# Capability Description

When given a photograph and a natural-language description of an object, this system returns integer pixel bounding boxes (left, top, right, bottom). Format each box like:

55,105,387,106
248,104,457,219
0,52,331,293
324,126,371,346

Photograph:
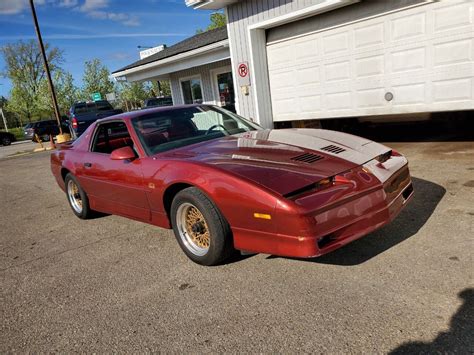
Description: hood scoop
291,152,323,164
321,144,346,154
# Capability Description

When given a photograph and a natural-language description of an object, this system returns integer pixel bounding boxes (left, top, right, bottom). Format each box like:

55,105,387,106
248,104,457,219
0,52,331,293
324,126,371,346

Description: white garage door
266,1,474,122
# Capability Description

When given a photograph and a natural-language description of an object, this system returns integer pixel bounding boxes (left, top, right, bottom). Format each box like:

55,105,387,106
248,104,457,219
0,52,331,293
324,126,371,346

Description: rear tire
171,187,234,266
1,137,11,146
65,173,94,219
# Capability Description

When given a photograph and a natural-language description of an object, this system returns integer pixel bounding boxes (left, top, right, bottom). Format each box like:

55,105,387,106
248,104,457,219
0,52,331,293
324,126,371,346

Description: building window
181,77,203,104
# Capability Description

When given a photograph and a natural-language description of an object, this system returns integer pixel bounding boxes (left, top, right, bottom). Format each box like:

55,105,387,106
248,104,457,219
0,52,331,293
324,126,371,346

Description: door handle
84,162,92,168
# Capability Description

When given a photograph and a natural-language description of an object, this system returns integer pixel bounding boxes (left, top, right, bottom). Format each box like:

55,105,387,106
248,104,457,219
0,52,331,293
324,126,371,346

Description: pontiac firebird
51,105,413,265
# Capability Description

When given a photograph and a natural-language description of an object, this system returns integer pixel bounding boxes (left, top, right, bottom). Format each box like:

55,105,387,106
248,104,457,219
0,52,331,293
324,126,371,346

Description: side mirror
110,146,136,161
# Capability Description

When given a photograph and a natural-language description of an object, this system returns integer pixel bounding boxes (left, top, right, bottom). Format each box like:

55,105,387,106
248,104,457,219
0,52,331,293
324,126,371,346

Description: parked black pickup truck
68,100,122,138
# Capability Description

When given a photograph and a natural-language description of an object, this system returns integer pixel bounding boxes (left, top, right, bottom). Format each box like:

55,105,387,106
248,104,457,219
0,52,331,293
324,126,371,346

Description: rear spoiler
56,141,75,150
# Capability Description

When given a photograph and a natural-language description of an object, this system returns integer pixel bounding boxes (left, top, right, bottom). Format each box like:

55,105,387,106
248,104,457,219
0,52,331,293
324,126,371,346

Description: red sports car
51,105,413,265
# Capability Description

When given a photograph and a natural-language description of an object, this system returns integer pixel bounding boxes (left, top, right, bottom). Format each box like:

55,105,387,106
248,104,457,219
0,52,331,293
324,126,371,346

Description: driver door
79,120,150,221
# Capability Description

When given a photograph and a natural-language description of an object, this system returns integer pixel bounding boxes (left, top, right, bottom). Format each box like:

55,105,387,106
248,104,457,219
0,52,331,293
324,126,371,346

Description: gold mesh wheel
67,179,83,214
176,202,210,256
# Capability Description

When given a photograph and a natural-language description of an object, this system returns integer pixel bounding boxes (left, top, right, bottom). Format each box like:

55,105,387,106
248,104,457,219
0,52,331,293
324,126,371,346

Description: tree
38,70,78,115
150,80,171,97
118,81,149,110
196,12,226,33
81,59,114,100
0,40,63,122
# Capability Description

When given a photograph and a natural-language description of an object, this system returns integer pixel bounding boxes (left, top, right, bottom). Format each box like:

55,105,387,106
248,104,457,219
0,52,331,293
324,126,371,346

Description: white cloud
78,0,108,12
58,0,79,8
0,0,25,14
77,0,141,27
0,0,31,15
110,52,130,60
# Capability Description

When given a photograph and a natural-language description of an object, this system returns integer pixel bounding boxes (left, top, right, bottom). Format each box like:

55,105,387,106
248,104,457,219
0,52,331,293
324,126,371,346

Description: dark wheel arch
163,182,193,222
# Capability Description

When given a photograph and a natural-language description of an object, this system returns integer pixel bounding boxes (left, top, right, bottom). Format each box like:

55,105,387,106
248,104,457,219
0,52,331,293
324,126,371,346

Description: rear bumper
233,167,414,258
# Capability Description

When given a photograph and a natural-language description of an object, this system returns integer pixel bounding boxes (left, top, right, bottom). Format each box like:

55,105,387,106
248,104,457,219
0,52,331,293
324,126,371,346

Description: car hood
161,129,391,196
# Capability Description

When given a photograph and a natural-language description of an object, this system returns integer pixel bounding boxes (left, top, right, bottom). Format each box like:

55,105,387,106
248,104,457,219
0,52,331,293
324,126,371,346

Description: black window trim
89,119,132,156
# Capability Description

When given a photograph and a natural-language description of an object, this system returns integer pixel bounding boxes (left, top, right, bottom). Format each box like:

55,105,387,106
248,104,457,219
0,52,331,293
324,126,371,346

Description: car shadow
266,176,445,266
389,288,473,354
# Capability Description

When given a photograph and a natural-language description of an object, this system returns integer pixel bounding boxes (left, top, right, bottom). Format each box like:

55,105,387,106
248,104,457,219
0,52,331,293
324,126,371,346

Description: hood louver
291,153,323,163
321,144,346,154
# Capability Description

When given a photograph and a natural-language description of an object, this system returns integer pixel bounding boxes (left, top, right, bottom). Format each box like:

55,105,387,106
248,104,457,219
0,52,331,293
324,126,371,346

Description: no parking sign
237,61,250,86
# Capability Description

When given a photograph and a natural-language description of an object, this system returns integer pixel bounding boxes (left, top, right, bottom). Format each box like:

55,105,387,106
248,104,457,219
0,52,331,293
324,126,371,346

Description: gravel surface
0,141,472,353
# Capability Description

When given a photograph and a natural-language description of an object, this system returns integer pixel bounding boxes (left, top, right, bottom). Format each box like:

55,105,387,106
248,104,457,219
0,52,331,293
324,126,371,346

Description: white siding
169,59,231,105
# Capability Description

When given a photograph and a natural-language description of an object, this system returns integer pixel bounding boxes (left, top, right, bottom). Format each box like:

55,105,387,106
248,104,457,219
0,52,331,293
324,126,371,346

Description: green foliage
115,80,172,111
196,12,226,33
118,81,149,110
150,80,171,97
37,70,79,115
81,58,115,100
8,127,25,140
0,40,63,121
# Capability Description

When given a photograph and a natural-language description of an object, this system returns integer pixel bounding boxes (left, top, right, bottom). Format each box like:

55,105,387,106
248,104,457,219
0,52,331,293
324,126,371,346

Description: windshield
133,105,261,155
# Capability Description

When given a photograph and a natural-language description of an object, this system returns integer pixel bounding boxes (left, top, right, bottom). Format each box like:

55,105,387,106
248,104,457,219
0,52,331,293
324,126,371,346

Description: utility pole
0,108,7,132
0,93,7,132
29,0,63,135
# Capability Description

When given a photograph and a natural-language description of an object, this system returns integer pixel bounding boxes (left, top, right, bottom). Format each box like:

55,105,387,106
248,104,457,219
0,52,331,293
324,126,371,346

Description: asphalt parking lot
0,140,45,160
1,140,473,352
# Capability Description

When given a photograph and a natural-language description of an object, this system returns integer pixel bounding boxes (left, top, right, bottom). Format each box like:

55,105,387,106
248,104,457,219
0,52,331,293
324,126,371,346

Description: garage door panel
355,55,384,78
356,88,385,108
434,2,473,33
267,0,474,122
299,94,322,113
294,38,319,61
296,66,321,85
432,78,472,103
392,83,426,106
322,31,350,55
325,61,351,82
354,23,384,49
390,12,426,41
326,92,352,110
391,47,426,73
433,39,472,67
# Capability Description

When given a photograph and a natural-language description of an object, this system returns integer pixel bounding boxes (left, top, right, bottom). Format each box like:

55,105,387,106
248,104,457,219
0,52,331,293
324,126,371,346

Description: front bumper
232,163,413,258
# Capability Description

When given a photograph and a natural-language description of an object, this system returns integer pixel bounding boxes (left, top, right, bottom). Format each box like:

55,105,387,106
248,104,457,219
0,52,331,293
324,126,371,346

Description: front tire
65,173,94,219
171,187,234,266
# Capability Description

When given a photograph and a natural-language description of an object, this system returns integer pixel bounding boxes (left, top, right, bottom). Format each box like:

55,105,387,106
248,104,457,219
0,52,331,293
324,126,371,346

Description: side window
91,121,133,154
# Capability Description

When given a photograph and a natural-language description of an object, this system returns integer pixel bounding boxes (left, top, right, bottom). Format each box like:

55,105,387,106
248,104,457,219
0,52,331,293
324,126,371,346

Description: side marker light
254,213,272,220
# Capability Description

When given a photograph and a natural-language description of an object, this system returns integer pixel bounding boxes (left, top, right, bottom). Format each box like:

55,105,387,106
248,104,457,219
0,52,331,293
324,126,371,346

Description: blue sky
0,0,214,98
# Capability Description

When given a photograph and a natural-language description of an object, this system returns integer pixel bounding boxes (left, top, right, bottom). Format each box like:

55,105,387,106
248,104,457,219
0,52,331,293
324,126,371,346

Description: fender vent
321,144,346,154
291,153,323,163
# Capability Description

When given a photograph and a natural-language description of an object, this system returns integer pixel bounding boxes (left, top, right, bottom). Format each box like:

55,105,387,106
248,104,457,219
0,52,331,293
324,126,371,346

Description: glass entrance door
215,71,235,113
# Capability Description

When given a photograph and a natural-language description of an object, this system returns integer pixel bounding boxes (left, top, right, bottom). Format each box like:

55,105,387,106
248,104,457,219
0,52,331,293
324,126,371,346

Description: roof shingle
112,26,228,74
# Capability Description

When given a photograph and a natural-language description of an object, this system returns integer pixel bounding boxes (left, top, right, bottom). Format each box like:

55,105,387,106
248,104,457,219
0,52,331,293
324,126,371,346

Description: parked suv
24,120,67,142
68,100,122,138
